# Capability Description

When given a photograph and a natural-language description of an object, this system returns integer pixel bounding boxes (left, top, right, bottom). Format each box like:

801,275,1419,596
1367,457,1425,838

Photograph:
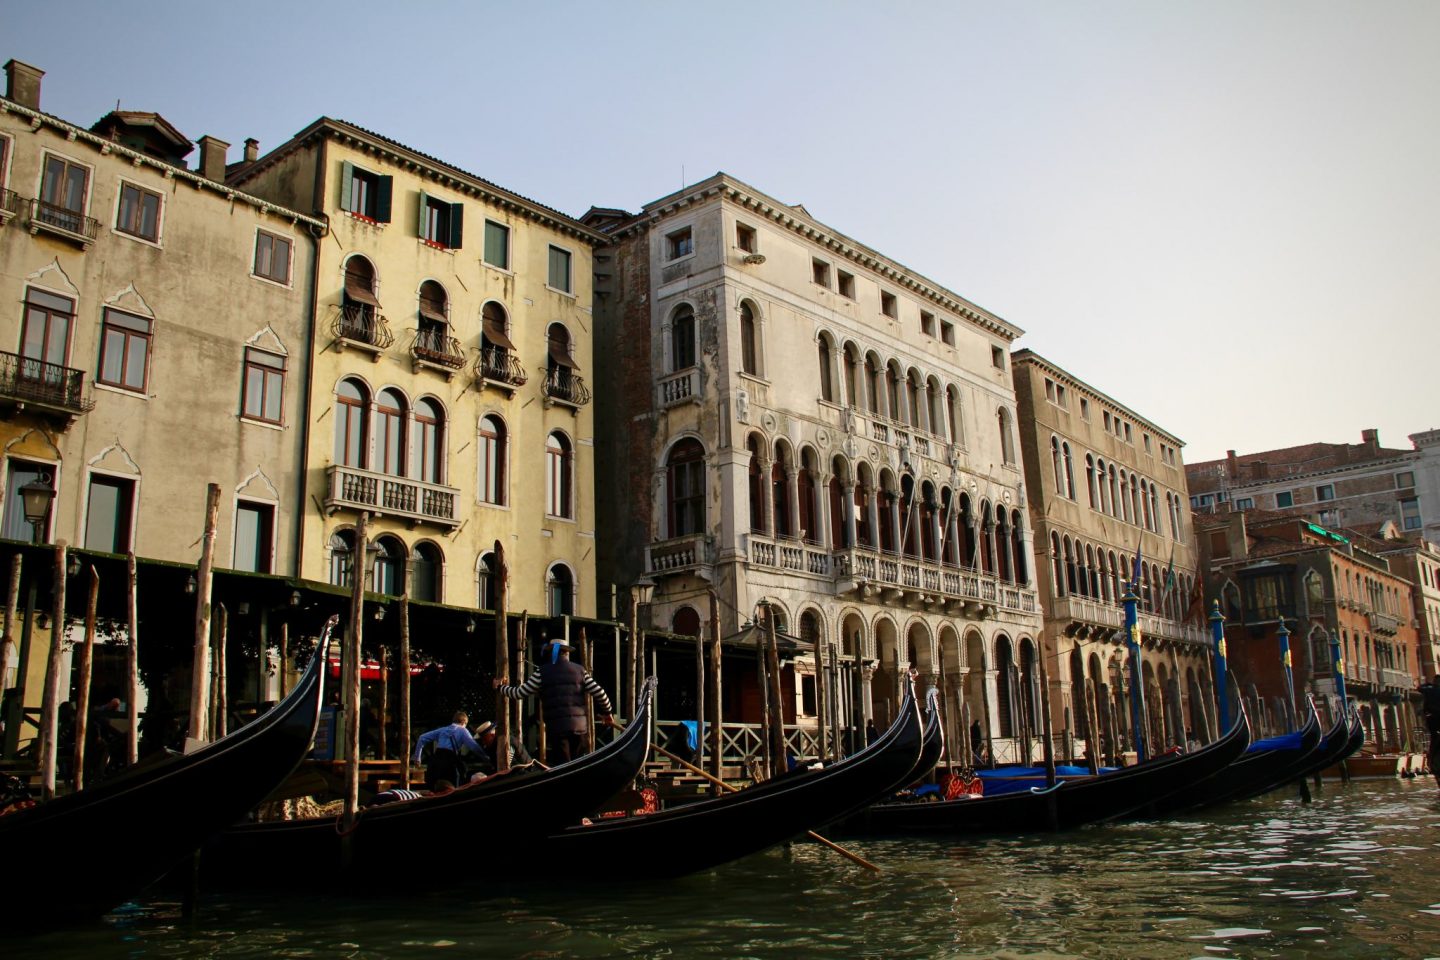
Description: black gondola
202,677,655,888
845,700,1253,835
509,680,927,881
1155,698,1323,814
0,616,332,927
1253,702,1361,796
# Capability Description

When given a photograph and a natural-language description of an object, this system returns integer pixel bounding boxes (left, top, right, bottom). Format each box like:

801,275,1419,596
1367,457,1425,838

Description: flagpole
1328,629,1348,719
1276,619,1297,731
1123,578,1147,763
1209,600,1230,733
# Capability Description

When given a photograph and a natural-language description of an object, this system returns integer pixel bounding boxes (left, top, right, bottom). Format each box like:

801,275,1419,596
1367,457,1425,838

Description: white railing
325,465,459,527
647,534,713,574
658,368,699,408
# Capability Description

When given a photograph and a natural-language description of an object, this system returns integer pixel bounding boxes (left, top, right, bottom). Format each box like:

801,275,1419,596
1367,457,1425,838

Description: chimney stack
4,59,43,110
244,138,259,163
1361,428,1379,454
196,135,230,182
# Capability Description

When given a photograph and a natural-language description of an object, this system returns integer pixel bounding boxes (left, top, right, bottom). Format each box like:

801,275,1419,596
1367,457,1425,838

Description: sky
6,1,1437,464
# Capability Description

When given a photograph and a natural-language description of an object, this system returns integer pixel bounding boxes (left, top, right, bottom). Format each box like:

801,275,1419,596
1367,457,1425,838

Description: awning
547,338,578,371
418,299,447,324
344,273,381,308
483,314,516,350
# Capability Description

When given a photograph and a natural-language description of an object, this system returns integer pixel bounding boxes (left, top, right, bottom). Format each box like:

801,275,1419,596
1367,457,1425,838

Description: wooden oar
647,739,881,873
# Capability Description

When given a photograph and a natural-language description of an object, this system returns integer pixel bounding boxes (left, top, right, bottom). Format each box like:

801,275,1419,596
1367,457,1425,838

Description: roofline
1187,451,1420,486
0,96,325,229
232,117,609,246
604,172,1022,342
1011,348,1186,447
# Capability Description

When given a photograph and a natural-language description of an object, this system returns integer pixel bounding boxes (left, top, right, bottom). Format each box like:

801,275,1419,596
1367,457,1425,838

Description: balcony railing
1368,610,1402,635
0,350,94,419
28,198,99,244
543,367,591,408
332,305,394,352
412,330,466,371
646,534,714,575
0,188,21,223
474,345,528,389
658,368,699,408
324,464,459,528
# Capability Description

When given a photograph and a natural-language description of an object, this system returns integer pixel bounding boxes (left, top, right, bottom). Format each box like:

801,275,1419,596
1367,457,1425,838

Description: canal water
13,779,1440,959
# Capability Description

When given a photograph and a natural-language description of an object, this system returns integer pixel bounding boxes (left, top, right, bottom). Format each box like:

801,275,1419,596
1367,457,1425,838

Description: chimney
1226,449,1238,477
244,138,259,163
1361,428,1379,454
4,59,43,110
196,135,229,182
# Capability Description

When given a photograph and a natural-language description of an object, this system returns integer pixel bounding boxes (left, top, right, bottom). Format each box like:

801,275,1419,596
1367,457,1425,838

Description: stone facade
1012,350,1214,761
588,173,1041,762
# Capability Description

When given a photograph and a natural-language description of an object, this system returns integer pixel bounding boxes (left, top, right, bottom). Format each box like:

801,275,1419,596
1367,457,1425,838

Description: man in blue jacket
413,710,488,789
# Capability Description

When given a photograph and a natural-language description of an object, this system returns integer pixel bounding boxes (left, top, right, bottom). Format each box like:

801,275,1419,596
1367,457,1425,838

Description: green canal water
13,779,1440,959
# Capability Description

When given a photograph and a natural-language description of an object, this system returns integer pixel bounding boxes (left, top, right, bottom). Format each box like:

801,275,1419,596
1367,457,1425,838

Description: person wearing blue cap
495,636,613,766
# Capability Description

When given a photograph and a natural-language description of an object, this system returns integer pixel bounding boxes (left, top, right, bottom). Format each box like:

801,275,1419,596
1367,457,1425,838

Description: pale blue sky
7,1,1437,463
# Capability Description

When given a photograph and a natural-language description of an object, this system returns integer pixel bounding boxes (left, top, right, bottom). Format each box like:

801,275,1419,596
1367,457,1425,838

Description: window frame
233,499,276,574
547,244,574,296
546,431,574,520
252,228,294,286
666,225,694,262
1316,483,1336,502
811,258,831,289
38,151,93,219
418,191,463,250
940,320,954,346
1395,471,1415,490
483,219,511,271
477,414,508,507
96,307,153,394
82,470,137,554
241,347,287,425
880,291,898,319
836,270,856,300
339,160,392,223
735,221,757,253
1276,490,1294,508
991,346,1005,370
113,178,164,244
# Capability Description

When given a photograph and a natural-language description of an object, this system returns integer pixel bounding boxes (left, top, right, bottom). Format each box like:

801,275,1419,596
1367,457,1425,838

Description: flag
1131,544,1143,593
1182,577,1206,626
1162,548,1177,605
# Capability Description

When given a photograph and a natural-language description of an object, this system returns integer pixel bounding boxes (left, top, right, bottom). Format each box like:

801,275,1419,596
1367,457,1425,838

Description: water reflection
11,780,1440,959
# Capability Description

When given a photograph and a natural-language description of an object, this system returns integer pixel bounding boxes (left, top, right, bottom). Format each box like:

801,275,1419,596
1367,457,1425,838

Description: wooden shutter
340,161,354,212
448,202,464,249
418,190,430,237
375,175,393,223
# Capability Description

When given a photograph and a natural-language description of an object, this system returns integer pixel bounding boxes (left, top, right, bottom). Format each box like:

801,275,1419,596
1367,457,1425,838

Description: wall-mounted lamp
465,616,477,634
373,605,386,622
67,555,81,578
237,601,251,617
289,590,302,607
185,574,197,595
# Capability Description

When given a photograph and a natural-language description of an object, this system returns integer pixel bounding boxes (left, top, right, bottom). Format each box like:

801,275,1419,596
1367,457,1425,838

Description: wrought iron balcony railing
28,197,99,244
332,305,394,351
0,188,21,223
0,350,94,418
324,464,459,528
474,345,528,389
543,367,591,408
412,330,466,370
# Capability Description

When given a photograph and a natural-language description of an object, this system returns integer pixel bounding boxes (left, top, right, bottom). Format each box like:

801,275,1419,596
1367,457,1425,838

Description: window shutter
418,190,430,237
375,175,393,223
340,161,354,212
448,202,464,249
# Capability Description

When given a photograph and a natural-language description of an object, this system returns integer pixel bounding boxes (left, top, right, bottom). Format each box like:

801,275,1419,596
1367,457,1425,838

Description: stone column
888,493,902,556
786,465,802,541
758,454,774,538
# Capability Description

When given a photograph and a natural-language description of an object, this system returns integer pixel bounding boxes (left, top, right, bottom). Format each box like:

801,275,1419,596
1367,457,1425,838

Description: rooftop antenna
681,165,685,191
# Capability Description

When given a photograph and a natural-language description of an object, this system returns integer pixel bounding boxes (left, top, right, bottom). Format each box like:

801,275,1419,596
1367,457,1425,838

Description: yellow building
231,119,606,616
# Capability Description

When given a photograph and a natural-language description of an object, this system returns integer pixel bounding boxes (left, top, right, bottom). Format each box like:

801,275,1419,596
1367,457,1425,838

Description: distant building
586,173,1042,763
1194,510,1421,749
1375,536,1440,682
1186,429,1427,543
1012,350,1215,759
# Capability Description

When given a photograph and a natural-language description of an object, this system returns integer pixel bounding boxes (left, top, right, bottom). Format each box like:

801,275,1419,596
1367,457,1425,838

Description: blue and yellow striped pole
1124,581,1147,762
1276,618,1297,730
1329,629,1348,709
1209,600,1230,733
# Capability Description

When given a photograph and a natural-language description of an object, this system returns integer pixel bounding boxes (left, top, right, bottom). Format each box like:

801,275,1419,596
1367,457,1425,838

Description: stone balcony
646,533,715,578
658,368,700,409
1367,610,1402,635
1051,594,1207,647
324,464,460,529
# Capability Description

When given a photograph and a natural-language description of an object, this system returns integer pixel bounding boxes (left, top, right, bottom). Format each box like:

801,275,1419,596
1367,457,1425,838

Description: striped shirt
499,667,613,715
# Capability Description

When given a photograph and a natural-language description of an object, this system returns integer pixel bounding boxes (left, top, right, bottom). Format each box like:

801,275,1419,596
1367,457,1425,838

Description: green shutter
418,190,430,238
448,202,464,250
375,175,393,223
339,161,354,212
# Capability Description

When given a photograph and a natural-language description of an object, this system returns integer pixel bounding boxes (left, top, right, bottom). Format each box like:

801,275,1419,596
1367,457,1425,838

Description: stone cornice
0,96,325,230
1012,349,1186,449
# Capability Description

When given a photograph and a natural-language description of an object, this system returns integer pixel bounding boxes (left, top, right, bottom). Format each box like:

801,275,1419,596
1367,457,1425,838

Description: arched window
480,302,520,383
739,301,758,375
412,397,443,484
673,606,701,637
772,448,792,538
843,344,860,408
372,536,404,595
548,564,574,616
328,530,354,587
334,378,369,467
412,542,442,602
926,378,942,436
1062,442,1075,499
477,552,498,610
998,408,1015,465
375,388,407,476
817,336,834,402
341,256,381,340
478,415,507,505
1149,483,1160,534
1086,454,1097,508
906,370,921,427
416,280,450,359
1051,531,1064,595
1051,436,1064,490
667,438,706,537
672,305,696,371
946,386,962,444
1107,465,1119,518
863,353,880,412
747,435,765,532
1119,471,1131,523
545,323,581,403
886,362,902,422
798,451,818,544
546,432,573,519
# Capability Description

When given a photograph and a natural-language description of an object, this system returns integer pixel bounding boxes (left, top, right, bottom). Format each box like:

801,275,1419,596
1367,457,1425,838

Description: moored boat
1155,700,1322,814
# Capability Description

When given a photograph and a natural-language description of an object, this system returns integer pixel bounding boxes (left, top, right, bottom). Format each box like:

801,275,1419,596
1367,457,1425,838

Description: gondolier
495,638,613,766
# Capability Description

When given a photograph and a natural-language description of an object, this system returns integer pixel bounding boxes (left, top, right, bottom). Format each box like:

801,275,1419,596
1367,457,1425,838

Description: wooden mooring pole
71,565,99,791
38,540,68,801
125,552,139,766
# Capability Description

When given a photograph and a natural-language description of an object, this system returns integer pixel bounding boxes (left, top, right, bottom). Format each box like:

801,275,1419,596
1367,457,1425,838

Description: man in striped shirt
495,638,613,766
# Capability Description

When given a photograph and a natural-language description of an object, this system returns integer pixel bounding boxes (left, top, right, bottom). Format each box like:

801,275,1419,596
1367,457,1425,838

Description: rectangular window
940,320,954,345
1317,508,1339,527
1045,378,1055,401
1316,483,1335,502
98,309,152,392
1235,497,1254,511
880,291,897,318
666,226,693,260
84,474,135,554
253,231,292,284
242,348,286,423
2,459,50,542
115,182,162,241
40,154,90,231
837,270,855,299
419,192,463,249
1143,433,1152,453
1401,497,1421,530
21,286,75,370
1396,471,1415,489
548,245,572,293
1103,411,1112,431
991,345,1005,369
1056,385,1067,407
339,161,392,222
812,259,831,288
1276,490,1294,508
1123,423,1132,443
920,311,936,337
483,220,510,269
1080,398,1090,420
234,501,275,573
736,222,757,252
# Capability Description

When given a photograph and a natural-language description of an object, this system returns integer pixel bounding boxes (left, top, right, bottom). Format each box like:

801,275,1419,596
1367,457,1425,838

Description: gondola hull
202,679,655,888
848,704,1252,835
0,626,330,926
1155,705,1323,814
511,683,928,880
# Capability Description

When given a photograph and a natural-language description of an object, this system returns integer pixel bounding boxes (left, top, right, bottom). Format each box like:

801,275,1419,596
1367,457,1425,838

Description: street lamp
3,475,54,758
19,475,55,544
628,576,656,714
